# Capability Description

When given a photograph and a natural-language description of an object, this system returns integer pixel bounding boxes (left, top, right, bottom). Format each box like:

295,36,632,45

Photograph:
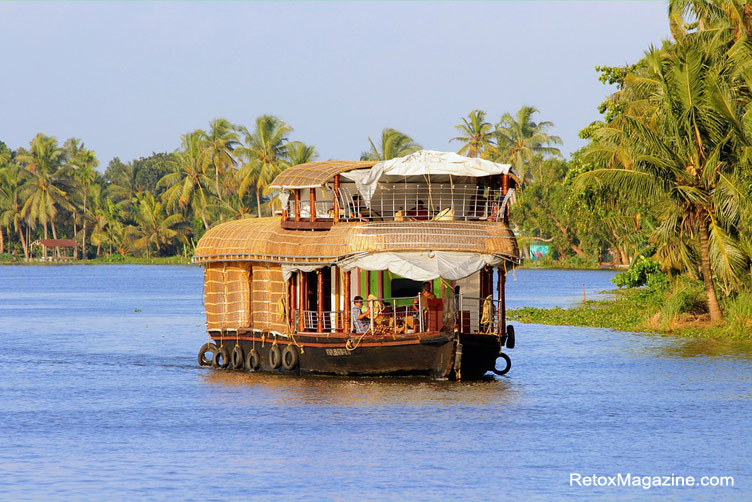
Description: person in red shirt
407,200,430,221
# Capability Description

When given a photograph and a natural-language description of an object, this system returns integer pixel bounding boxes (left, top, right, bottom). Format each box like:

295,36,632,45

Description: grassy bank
508,287,752,340
0,253,193,265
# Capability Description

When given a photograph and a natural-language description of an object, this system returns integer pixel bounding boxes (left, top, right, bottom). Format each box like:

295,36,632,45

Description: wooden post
501,174,510,223
317,269,324,332
289,270,296,332
501,268,507,335
298,272,306,332
310,188,317,223
333,175,340,224
294,189,301,222
343,270,351,334
496,267,504,336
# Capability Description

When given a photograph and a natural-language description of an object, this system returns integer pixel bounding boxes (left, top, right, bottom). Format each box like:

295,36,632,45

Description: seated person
412,281,437,313
406,200,430,221
351,296,370,333
348,194,381,221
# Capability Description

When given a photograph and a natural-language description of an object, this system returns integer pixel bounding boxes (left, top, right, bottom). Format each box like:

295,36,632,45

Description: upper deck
193,151,522,266
270,150,519,230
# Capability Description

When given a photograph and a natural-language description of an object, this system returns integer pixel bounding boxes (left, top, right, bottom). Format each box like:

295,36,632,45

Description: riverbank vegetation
512,2,752,336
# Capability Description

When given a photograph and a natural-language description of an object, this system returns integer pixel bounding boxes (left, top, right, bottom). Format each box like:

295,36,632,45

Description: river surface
0,266,749,501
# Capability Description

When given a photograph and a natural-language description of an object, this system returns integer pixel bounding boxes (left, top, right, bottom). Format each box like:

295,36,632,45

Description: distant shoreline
0,257,618,270
0,256,193,266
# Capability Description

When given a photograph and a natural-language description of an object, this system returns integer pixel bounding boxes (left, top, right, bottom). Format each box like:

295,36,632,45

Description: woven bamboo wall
204,262,251,330
250,262,288,333
194,218,520,263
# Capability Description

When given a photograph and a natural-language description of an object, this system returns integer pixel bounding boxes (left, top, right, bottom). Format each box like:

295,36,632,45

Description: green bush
613,255,665,289
658,278,707,330
725,290,752,336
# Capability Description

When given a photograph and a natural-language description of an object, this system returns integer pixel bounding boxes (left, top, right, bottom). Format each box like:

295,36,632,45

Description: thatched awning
269,160,376,189
193,217,521,265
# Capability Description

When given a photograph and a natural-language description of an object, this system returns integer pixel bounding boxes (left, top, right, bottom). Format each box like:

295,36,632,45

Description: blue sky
0,1,671,168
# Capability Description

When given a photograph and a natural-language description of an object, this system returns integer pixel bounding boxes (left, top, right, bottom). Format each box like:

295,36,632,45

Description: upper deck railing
285,184,511,224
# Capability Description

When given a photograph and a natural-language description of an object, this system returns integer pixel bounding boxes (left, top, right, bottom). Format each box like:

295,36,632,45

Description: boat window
390,278,423,298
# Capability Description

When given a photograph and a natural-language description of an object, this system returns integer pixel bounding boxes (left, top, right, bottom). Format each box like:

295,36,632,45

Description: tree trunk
43,223,48,259
51,219,59,259
0,227,4,254
570,243,586,257
82,194,88,260
73,212,78,260
18,225,28,259
256,189,262,218
215,163,223,201
698,218,723,323
201,212,209,230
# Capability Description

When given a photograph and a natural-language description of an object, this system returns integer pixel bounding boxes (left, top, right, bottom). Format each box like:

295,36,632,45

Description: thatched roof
269,160,376,189
194,217,521,265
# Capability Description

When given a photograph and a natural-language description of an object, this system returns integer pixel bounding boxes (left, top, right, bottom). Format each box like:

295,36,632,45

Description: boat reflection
200,370,520,407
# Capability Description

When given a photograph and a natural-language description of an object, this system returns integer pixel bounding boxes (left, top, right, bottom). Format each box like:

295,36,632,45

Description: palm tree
450,109,494,158
64,138,99,258
200,118,239,201
236,115,292,217
16,134,72,256
669,0,752,41
0,163,30,258
578,37,751,323
286,141,319,166
490,106,562,183
127,192,190,258
158,131,215,229
360,128,421,161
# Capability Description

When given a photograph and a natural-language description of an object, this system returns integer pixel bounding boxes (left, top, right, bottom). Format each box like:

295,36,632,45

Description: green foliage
724,290,752,336
613,256,665,289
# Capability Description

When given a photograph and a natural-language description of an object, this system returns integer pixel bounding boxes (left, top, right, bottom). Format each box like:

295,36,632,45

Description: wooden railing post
501,173,510,223
317,269,324,331
496,267,504,336
289,271,296,331
298,272,306,332
294,189,301,222
343,270,351,334
333,175,340,224
310,188,317,223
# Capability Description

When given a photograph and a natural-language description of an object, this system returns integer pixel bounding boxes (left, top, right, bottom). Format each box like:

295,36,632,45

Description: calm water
0,265,749,501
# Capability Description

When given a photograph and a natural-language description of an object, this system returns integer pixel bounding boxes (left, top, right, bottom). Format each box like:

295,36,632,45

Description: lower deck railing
289,294,504,337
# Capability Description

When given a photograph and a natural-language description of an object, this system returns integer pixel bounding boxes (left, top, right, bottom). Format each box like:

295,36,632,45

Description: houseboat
193,150,521,379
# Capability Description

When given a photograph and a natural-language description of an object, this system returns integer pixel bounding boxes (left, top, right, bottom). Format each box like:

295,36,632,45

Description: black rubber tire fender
231,345,244,370
213,346,230,369
282,345,299,370
245,348,260,371
492,353,511,376
198,343,218,367
506,325,516,349
269,345,282,369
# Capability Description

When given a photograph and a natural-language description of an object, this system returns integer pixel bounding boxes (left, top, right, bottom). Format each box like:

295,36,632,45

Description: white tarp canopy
342,150,514,206
340,251,503,281
281,251,503,282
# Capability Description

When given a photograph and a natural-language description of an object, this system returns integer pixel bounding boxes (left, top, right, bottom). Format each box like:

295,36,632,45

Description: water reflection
201,370,520,407
652,337,752,359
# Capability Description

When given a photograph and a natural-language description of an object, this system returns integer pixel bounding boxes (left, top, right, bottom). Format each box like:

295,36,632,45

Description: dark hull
204,331,505,379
